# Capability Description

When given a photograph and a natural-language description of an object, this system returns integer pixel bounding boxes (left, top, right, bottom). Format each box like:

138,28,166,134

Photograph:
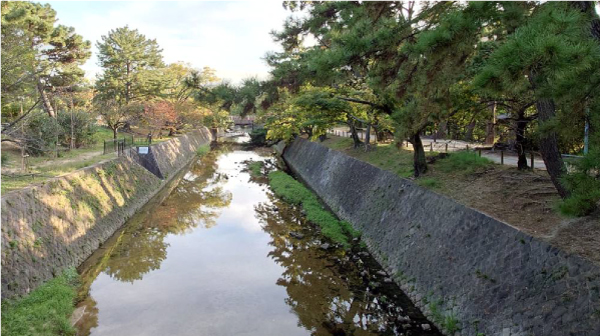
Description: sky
45,1,293,84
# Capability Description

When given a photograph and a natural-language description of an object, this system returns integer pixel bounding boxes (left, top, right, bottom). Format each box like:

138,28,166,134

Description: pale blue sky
45,1,292,84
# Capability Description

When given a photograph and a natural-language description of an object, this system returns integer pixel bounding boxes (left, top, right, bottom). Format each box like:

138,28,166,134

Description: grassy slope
1,127,176,194
268,170,359,247
1,269,79,336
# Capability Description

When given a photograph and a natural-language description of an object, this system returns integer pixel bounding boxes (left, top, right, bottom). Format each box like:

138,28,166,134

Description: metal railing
103,135,153,155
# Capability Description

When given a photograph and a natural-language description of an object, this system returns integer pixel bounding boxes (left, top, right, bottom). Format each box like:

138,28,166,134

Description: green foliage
322,138,414,177
559,150,600,216
95,26,165,105
246,161,263,177
1,268,79,336
23,112,63,155
268,171,359,246
417,178,441,189
1,152,8,166
196,144,210,157
56,110,98,148
436,151,493,174
249,128,268,146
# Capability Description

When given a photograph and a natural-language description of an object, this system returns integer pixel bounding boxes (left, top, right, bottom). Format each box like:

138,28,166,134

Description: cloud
47,1,292,84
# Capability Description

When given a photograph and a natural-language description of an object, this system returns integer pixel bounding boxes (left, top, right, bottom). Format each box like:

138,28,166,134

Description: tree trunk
465,116,477,142
348,122,362,149
515,114,529,170
534,98,569,198
37,80,55,118
126,62,131,104
364,124,371,151
113,127,118,139
410,131,427,177
435,121,447,141
484,102,496,145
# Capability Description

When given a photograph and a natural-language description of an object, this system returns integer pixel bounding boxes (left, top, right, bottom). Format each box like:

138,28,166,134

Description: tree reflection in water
255,193,438,336
104,146,232,283
74,146,233,335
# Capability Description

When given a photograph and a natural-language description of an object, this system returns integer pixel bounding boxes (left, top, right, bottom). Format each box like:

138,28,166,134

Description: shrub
249,128,268,146
24,112,63,155
56,110,98,148
560,150,600,216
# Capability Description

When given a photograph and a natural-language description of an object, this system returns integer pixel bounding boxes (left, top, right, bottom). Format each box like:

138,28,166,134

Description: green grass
417,177,441,189
247,161,263,177
268,170,360,247
196,144,210,157
1,268,79,336
322,137,414,177
436,151,493,174
1,153,115,194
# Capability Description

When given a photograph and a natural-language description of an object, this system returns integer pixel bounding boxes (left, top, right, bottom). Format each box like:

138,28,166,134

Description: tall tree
1,1,90,119
95,26,165,106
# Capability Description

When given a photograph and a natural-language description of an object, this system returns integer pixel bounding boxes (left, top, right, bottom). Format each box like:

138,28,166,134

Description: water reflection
105,147,232,283
75,146,233,334
74,146,438,336
255,195,439,336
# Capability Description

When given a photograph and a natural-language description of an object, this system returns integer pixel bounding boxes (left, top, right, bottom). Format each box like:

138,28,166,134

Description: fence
103,135,153,155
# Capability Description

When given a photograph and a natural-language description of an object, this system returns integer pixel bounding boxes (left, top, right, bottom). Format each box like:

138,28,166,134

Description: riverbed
73,143,439,336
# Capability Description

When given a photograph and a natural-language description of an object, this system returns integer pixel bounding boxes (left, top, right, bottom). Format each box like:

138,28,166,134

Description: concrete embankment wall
1,128,211,299
282,138,600,336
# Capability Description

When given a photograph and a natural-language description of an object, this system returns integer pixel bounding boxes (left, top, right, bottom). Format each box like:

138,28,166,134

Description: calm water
74,144,440,336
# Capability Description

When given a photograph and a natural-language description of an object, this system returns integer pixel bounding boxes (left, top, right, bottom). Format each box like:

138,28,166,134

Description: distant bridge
230,115,255,126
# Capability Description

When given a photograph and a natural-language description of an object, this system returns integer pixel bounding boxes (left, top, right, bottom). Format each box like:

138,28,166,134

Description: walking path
327,128,548,170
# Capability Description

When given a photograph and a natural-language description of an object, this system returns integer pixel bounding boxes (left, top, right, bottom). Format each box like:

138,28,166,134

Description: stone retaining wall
283,138,600,336
1,128,212,299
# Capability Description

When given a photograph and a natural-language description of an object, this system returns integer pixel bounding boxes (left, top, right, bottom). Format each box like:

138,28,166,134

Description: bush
560,150,600,216
24,112,63,155
23,111,98,155
249,128,268,146
56,110,98,148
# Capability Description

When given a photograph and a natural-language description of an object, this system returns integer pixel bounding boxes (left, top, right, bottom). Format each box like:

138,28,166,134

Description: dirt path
35,150,107,168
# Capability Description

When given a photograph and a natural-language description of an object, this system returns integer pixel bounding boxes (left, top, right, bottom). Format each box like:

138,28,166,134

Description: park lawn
1,127,116,194
1,127,182,194
320,136,415,178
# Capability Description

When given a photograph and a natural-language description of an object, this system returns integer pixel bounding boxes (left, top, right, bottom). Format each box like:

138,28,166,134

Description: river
73,141,440,336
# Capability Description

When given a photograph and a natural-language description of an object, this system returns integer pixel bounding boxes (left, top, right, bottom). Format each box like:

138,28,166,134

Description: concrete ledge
283,138,600,336
1,128,212,299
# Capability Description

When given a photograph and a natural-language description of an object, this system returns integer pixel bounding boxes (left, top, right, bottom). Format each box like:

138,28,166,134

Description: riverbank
320,135,600,265
282,137,600,336
1,128,212,300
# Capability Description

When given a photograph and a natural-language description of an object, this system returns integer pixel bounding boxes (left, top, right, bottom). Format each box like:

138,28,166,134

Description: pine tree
95,26,165,106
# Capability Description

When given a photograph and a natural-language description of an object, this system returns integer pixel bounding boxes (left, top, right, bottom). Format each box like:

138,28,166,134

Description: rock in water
289,232,304,239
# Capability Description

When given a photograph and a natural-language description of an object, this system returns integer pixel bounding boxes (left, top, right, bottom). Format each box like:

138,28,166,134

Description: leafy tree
475,1,600,197
1,1,90,118
95,26,165,105
94,99,143,139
